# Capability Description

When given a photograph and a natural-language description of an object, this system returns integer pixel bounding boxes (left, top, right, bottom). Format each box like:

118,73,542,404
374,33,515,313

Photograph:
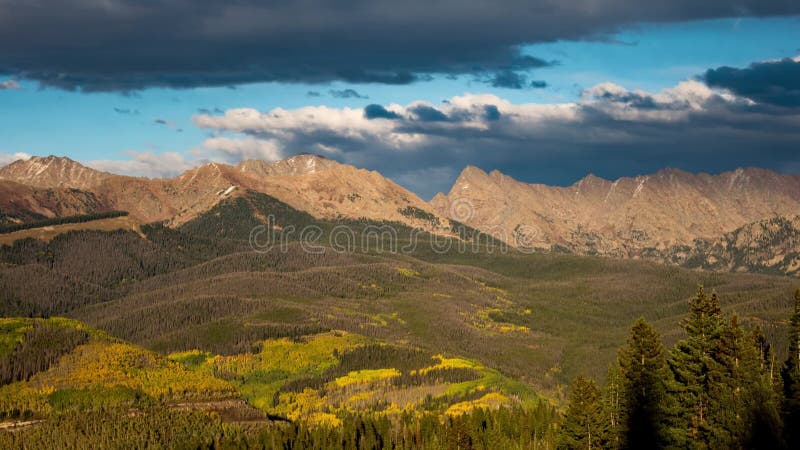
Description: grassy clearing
0,215,140,246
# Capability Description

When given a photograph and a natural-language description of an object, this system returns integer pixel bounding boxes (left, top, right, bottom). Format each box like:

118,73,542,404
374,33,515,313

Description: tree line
0,403,559,449
0,321,89,386
558,287,800,449
0,211,128,234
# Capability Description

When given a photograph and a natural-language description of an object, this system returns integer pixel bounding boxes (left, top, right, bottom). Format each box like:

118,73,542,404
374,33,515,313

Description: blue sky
2,12,800,197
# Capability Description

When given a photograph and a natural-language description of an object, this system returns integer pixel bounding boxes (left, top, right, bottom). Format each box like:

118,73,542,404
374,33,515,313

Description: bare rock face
430,166,800,260
0,155,111,190
237,154,447,231
671,215,800,277
0,154,450,232
237,153,339,177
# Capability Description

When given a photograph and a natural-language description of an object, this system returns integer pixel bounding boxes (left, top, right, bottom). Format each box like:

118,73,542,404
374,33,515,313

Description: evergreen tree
447,414,474,450
603,359,624,449
782,288,800,449
618,318,667,449
665,286,725,447
752,325,779,393
708,315,762,447
744,326,783,450
665,288,784,448
558,375,609,449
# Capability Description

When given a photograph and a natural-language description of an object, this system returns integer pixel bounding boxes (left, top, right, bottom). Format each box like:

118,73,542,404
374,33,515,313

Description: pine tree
618,318,667,449
752,325,779,393
446,414,474,450
665,286,726,447
782,288,800,449
558,375,609,449
708,315,760,447
603,359,624,449
744,326,783,450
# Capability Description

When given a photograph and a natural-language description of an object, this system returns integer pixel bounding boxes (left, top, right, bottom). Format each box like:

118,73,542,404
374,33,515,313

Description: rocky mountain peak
428,192,450,216
450,165,494,193
431,165,800,258
0,155,110,190
237,153,339,177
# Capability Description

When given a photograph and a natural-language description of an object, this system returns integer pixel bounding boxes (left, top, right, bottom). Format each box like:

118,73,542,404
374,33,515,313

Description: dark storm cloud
410,105,449,122
704,58,800,107
591,90,664,110
488,72,550,90
530,80,548,89
364,104,401,120
490,71,528,89
329,89,368,99
484,105,501,121
2,1,799,92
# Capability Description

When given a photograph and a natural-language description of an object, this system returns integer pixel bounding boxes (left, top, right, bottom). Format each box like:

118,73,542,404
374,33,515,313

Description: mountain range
0,154,450,233
430,165,800,275
1,154,799,276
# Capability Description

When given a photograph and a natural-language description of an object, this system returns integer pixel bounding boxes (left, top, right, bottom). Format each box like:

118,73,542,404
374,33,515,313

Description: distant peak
571,173,611,191
21,154,76,165
0,153,108,189
654,167,693,178
458,165,489,179
448,166,497,196
7,154,91,171
430,192,448,203
237,153,341,177
579,173,607,183
293,152,328,160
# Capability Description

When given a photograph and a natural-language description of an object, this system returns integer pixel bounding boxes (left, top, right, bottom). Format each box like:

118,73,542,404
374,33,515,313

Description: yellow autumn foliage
414,355,481,375
181,332,371,413
279,388,328,420
498,324,531,334
445,392,509,416
30,342,234,400
307,412,343,428
0,383,52,417
334,368,400,387
397,268,421,277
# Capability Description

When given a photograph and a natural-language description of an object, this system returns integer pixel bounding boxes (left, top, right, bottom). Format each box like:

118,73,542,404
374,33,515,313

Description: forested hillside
0,198,798,447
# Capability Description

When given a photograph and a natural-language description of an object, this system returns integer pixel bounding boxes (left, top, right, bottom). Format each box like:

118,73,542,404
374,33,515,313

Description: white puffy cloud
580,80,742,121
0,152,31,166
193,94,583,153
0,80,21,90
203,136,285,162
191,78,800,197
194,105,418,148
86,151,193,178
193,80,738,154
